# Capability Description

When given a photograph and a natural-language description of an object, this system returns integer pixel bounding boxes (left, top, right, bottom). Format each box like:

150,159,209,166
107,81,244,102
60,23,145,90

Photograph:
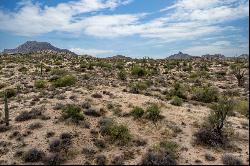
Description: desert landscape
0,41,249,165
0,0,249,165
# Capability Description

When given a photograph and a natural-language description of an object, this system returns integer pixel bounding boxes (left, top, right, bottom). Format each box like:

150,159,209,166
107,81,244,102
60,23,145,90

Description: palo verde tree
208,97,234,134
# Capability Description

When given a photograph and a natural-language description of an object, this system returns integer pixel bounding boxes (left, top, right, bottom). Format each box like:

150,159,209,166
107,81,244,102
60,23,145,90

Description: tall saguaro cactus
4,91,9,126
40,62,43,76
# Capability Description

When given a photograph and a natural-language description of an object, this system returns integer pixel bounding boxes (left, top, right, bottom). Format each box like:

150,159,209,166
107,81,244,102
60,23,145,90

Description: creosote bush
53,75,76,87
145,104,161,123
0,88,17,98
62,104,84,123
118,70,127,80
170,96,183,106
131,65,147,77
34,80,47,89
99,118,132,145
22,148,45,162
131,106,144,119
141,140,178,165
192,86,219,103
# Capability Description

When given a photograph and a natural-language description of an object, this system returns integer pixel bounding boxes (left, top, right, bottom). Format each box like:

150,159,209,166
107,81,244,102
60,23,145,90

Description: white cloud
0,0,248,45
70,47,114,56
183,42,249,56
0,0,134,36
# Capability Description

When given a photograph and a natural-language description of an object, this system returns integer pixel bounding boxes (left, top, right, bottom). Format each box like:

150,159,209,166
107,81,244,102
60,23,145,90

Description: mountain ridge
3,41,76,55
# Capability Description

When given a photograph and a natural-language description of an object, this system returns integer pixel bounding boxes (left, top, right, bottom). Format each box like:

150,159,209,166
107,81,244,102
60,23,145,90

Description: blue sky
0,0,249,58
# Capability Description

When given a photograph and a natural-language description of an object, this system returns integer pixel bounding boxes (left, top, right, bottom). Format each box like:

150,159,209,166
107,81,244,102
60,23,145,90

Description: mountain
167,52,193,59
3,41,76,55
238,54,249,59
107,55,132,60
202,54,225,59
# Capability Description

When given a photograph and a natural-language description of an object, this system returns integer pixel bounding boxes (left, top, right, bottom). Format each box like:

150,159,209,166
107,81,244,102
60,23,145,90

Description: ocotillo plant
4,91,9,126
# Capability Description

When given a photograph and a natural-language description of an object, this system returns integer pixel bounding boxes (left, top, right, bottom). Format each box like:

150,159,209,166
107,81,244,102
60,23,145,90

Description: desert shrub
0,88,17,98
194,128,229,147
0,125,11,133
233,100,249,117
169,82,187,99
222,154,243,165
216,70,227,79
108,124,132,145
28,122,43,130
0,82,6,89
145,104,161,123
170,96,183,106
95,155,107,165
99,117,114,135
50,68,68,76
192,86,219,103
208,97,234,133
131,107,144,119
194,97,233,147
115,62,124,70
129,81,149,94
141,148,177,165
22,148,45,162
18,66,28,72
99,118,131,145
118,70,127,80
53,75,76,87
111,155,124,165
15,109,42,122
43,153,65,165
131,66,147,77
159,140,179,155
49,139,62,152
34,80,47,89
61,104,84,122
91,93,102,98
84,108,101,117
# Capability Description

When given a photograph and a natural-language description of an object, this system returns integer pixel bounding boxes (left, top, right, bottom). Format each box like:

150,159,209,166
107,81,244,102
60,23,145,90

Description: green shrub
0,88,17,98
145,104,161,123
131,107,144,119
208,97,234,132
194,97,234,147
118,70,127,80
109,124,132,145
62,104,84,122
192,86,219,103
159,140,179,155
169,82,186,99
99,118,131,145
170,96,183,106
233,100,249,117
18,66,28,72
53,75,76,87
34,80,47,89
50,68,68,76
131,66,147,77
130,81,149,94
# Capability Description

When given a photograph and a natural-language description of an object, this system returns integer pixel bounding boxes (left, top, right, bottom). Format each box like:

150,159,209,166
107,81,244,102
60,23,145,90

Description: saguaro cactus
40,62,43,76
4,91,9,126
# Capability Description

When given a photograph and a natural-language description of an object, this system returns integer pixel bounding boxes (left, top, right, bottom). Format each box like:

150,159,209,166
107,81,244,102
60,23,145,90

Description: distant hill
107,55,132,60
167,52,193,60
202,54,225,59
238,54,249,59
3,41,76,55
